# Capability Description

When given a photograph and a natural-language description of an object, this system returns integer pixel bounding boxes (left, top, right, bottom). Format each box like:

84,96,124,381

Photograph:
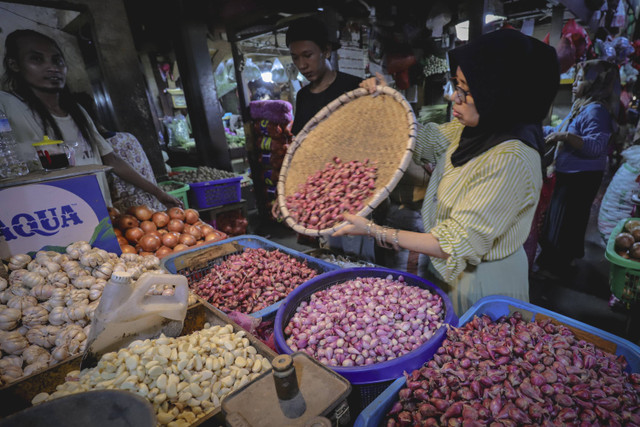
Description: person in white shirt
0,29,180,208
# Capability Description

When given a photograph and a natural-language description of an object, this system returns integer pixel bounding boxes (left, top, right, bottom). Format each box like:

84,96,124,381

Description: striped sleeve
430,147,540,282
414,120,463,165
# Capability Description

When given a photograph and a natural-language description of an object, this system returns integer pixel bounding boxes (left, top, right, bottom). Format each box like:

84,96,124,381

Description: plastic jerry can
82,271,188,368
222,352,352,427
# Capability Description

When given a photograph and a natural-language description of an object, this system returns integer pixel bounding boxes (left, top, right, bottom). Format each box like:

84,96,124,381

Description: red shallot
283,275,444,368
285,157,378,230
384,312,640,426
190,248,318,314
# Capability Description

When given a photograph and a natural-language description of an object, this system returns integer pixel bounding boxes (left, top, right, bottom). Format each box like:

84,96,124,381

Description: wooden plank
172,241,243,271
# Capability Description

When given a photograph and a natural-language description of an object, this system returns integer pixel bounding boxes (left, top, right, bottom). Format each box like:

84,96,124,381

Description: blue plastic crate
189,176,242,209
274,267,458,385
161,235,339,318
354,295,640,427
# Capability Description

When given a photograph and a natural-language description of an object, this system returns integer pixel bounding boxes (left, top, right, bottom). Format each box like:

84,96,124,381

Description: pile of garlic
32,324,271,427
0,242,167,385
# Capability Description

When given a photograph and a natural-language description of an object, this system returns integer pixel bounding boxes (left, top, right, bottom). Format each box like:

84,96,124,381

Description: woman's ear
6,58,20,72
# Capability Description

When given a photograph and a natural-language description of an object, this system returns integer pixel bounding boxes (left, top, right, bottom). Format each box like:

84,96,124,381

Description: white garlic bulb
21,271,45,289
72,275,96,289
22,305,49,327
0,330,29,354
0,277,7,292
8,269,29,287
46,271,70,288
0,307,22,331
31,283,55,301
7,295,37,311
22,345,49,365
48,307,66,326
8,254,31,271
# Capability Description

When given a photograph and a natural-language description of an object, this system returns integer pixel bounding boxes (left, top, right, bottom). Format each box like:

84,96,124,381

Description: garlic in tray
0,243,166,385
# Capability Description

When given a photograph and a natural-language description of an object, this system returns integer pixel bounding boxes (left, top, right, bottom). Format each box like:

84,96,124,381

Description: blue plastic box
354,295,640,427
274,267,459,385
189,176,242,209
161,235,339,318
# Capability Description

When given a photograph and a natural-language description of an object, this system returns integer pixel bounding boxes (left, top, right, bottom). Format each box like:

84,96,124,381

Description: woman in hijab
536,60,620,278
334,29,560,314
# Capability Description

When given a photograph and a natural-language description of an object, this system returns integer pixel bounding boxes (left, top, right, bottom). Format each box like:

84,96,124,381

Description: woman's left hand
332,213,369,237
158,191,183,209
544,132,565,144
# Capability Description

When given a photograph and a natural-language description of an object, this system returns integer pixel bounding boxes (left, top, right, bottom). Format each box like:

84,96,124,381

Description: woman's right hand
360,72,388,94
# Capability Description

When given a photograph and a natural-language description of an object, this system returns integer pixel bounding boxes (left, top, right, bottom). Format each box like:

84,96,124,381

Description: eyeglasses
450,78,471,104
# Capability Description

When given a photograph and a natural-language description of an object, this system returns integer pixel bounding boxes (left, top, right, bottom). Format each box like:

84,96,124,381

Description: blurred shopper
536,59,620,279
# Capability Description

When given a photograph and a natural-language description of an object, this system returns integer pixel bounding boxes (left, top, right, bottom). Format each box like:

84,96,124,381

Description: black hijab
448,29,560,167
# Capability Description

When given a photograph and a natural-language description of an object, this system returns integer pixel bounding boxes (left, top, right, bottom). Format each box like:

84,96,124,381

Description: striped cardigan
415,119,542,282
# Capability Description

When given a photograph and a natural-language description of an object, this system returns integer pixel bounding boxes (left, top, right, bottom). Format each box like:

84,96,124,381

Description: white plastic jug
83,271,189,366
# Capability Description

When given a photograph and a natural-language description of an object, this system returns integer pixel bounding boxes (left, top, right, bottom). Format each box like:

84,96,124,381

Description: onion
108,206,120,223
139,233,161,252
140,220,157,234
184,209,199,224
117,236,128,246
152,211,170,228
125,227,144,244
121,244,136,254
155,246,173,258
205,232,222,242
139,251,154,256
185,224,203,240
168,207,186,221
179,233,197,246
201,224,215,236
118,214,139,230
173,243,188,252
167,219,185,233
128,205,153,221
161,232,180,248
114,228,122,237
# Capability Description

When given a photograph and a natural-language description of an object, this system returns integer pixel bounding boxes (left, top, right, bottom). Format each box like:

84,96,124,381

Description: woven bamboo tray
277,86,417,237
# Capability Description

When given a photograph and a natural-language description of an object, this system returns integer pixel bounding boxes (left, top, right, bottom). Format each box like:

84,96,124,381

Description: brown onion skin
120,244,136,254
205,231,223,242
155,246,173,258
200,224,215,236
114,228,122,237
185,224,203,240
128,205,153,221
140,220,157,234
179,233,197,246
108,207,120,223
152,211,170,228
118,214,139,230
139,251,154,256
184,209,199,224
173,243,188,253
125,227,144,244
117,236,128,246
161,232,180,248
167,219,185,233
139,234,162,252
168,207,186,221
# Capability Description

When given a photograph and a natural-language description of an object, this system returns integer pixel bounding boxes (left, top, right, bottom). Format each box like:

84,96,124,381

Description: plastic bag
227,310,261,334
270,58,288,84
242,58,262,82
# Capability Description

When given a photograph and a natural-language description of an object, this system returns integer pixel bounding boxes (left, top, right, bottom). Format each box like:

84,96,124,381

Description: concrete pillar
172,1,232,171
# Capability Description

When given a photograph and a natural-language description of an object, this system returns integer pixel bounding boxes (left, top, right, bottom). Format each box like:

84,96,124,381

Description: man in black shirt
286,16,361,135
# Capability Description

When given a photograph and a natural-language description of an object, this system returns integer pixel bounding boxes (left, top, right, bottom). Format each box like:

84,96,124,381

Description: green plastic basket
171,166,197,173
158,180,190,209
604,217,640,303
